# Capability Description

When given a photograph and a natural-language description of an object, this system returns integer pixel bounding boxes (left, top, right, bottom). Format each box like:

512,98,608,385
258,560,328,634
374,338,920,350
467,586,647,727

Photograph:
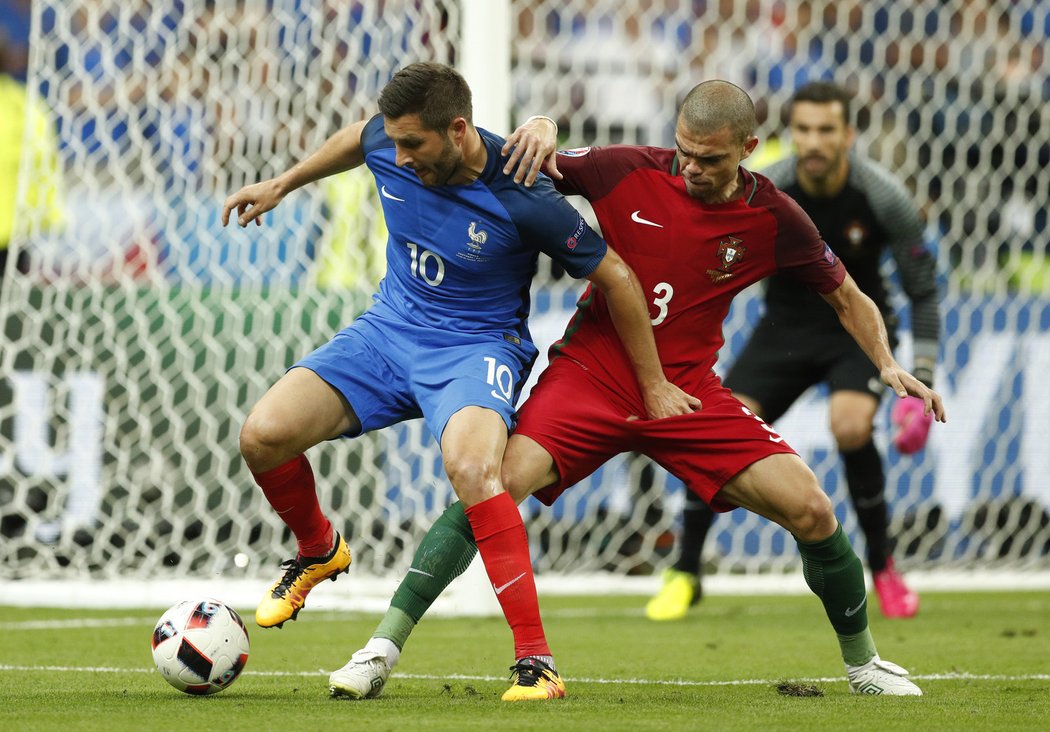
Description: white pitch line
0,605,798,632
0,665,1048,686
0,617,155,631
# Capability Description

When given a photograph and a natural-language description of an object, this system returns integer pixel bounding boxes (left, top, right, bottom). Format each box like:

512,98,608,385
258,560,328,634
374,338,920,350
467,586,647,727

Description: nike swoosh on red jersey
630,210,664,228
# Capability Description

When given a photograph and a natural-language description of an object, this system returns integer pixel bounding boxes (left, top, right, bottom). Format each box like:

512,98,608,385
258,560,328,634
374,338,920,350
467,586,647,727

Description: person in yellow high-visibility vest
0,52,64,286
316,167,387,293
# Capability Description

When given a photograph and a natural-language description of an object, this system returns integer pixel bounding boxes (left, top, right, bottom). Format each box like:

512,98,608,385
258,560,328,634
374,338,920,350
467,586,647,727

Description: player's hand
879,365,946,423
891,396,934,454
222,178,287,228
501,116,560,186
640,380,702,420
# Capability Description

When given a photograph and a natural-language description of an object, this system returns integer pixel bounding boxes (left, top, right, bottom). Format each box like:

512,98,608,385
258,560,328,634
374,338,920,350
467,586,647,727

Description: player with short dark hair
647,80,938,623
331,80,945,699
221,61,698,702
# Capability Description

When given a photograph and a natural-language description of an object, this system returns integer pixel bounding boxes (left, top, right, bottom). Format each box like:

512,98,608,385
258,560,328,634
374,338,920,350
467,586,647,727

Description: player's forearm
600,266,667,390
835,289,899,373
823,276,898,372
276,122,366,194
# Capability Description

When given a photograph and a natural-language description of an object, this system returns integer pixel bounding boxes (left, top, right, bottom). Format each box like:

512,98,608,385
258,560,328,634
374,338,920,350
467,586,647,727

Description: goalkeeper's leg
832,388,919,619
646,489,712,621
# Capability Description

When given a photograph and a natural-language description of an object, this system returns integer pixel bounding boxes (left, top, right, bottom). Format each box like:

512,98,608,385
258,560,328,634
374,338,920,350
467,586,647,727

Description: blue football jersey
359,114,606,341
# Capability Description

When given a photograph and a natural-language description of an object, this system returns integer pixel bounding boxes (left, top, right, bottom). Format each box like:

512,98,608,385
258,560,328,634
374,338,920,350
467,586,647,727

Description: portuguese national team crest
707,236,746,283
845,220,868,250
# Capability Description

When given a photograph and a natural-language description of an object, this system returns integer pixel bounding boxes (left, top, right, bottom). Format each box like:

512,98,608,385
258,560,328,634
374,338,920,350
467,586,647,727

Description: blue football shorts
293,309,539,443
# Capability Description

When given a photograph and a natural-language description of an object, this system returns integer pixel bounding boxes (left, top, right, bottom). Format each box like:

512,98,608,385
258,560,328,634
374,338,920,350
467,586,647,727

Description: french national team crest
457,221,491,263
707,236,747,283
467,221,488,250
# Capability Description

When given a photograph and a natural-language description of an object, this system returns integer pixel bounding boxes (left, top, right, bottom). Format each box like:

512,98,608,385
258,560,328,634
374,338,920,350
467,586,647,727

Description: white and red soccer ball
151,598,250,695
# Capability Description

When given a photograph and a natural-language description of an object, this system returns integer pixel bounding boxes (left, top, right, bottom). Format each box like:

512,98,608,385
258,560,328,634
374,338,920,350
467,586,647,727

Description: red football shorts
515,357,798,511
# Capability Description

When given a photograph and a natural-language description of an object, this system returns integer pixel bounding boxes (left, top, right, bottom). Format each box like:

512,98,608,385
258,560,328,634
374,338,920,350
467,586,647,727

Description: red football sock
251,455,333,558
465,492,551,659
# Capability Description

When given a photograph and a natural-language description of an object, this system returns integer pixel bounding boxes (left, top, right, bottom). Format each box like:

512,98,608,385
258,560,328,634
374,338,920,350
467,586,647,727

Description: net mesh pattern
1,0,1047,581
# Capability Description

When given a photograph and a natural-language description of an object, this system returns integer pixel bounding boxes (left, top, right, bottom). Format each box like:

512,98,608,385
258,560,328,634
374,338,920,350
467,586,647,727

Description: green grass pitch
1,591,1048,731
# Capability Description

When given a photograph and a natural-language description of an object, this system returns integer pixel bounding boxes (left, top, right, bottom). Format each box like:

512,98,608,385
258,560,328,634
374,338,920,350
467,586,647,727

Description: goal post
1,0,1048,608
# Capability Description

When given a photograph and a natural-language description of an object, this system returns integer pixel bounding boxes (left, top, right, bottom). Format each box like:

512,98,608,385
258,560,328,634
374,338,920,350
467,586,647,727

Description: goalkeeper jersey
760,153,938,346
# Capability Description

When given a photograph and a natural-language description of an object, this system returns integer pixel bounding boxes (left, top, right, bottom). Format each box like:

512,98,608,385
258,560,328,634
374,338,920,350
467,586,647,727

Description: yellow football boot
255,532,351,628
501,657,566,701
645,568,701,621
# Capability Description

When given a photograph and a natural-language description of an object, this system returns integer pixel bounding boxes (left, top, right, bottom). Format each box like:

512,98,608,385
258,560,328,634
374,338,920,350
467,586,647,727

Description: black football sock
672,490,715,577
842,439,889,572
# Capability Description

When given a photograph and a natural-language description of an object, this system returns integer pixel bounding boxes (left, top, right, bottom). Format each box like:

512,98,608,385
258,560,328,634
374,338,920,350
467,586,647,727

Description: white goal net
2,0,1048,593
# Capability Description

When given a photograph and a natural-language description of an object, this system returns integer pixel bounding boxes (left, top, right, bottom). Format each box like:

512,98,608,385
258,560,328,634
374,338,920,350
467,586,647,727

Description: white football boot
329,649,392,699
846,655,923,696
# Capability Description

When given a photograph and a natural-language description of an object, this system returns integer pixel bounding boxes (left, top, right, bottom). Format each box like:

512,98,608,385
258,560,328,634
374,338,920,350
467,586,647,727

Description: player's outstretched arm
501,115,560,187
821,274,946,423
222,120,368,228
586,247,702,420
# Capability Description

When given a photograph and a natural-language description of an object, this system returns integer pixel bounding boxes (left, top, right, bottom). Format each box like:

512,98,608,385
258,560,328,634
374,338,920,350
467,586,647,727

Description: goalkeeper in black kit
648,81,940,622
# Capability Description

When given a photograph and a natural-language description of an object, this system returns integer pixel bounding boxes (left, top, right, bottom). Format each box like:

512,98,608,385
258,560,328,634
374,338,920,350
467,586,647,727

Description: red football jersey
548,145,846,405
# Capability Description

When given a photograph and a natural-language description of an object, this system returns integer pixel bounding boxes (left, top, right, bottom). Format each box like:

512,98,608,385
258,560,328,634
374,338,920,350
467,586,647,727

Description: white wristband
524,115,558,135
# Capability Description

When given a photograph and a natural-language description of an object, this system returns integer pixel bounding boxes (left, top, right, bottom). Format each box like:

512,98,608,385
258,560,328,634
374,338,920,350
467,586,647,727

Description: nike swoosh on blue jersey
381,185,405,202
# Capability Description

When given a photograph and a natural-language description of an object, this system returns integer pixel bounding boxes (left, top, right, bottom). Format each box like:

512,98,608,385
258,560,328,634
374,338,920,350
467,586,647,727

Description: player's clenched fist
222,178,288,228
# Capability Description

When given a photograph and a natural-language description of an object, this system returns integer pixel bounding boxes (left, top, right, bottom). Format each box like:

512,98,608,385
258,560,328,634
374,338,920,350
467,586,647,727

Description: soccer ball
151,598,250,695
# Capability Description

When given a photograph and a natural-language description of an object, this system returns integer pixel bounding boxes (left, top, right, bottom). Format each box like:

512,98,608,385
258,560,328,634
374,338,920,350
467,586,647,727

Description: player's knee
501,439,557,503
784,485,836,542
240,412,292,472
500,463,526,503
443,452,501,504
501,460,540,504
734,393,764,417
831,419,873,453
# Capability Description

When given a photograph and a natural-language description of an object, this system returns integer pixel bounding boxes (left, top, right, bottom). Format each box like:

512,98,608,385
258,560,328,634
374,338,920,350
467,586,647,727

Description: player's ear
740,135,760,161
448,116,469,144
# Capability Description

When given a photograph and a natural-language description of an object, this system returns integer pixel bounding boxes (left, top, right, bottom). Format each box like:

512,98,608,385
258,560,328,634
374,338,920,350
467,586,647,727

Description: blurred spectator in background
0,29,64,287
513,0,687,146
316,168,388,292
873,1,1050,293
745,2,835,96
0,0,31,81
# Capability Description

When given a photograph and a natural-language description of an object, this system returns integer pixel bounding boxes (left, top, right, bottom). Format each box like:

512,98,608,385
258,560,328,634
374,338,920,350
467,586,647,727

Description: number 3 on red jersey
741,405,785,443
650,282,674,326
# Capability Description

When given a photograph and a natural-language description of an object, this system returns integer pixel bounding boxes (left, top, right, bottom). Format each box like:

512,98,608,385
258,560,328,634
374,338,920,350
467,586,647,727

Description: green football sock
796,523,877,667
374,501,477,650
